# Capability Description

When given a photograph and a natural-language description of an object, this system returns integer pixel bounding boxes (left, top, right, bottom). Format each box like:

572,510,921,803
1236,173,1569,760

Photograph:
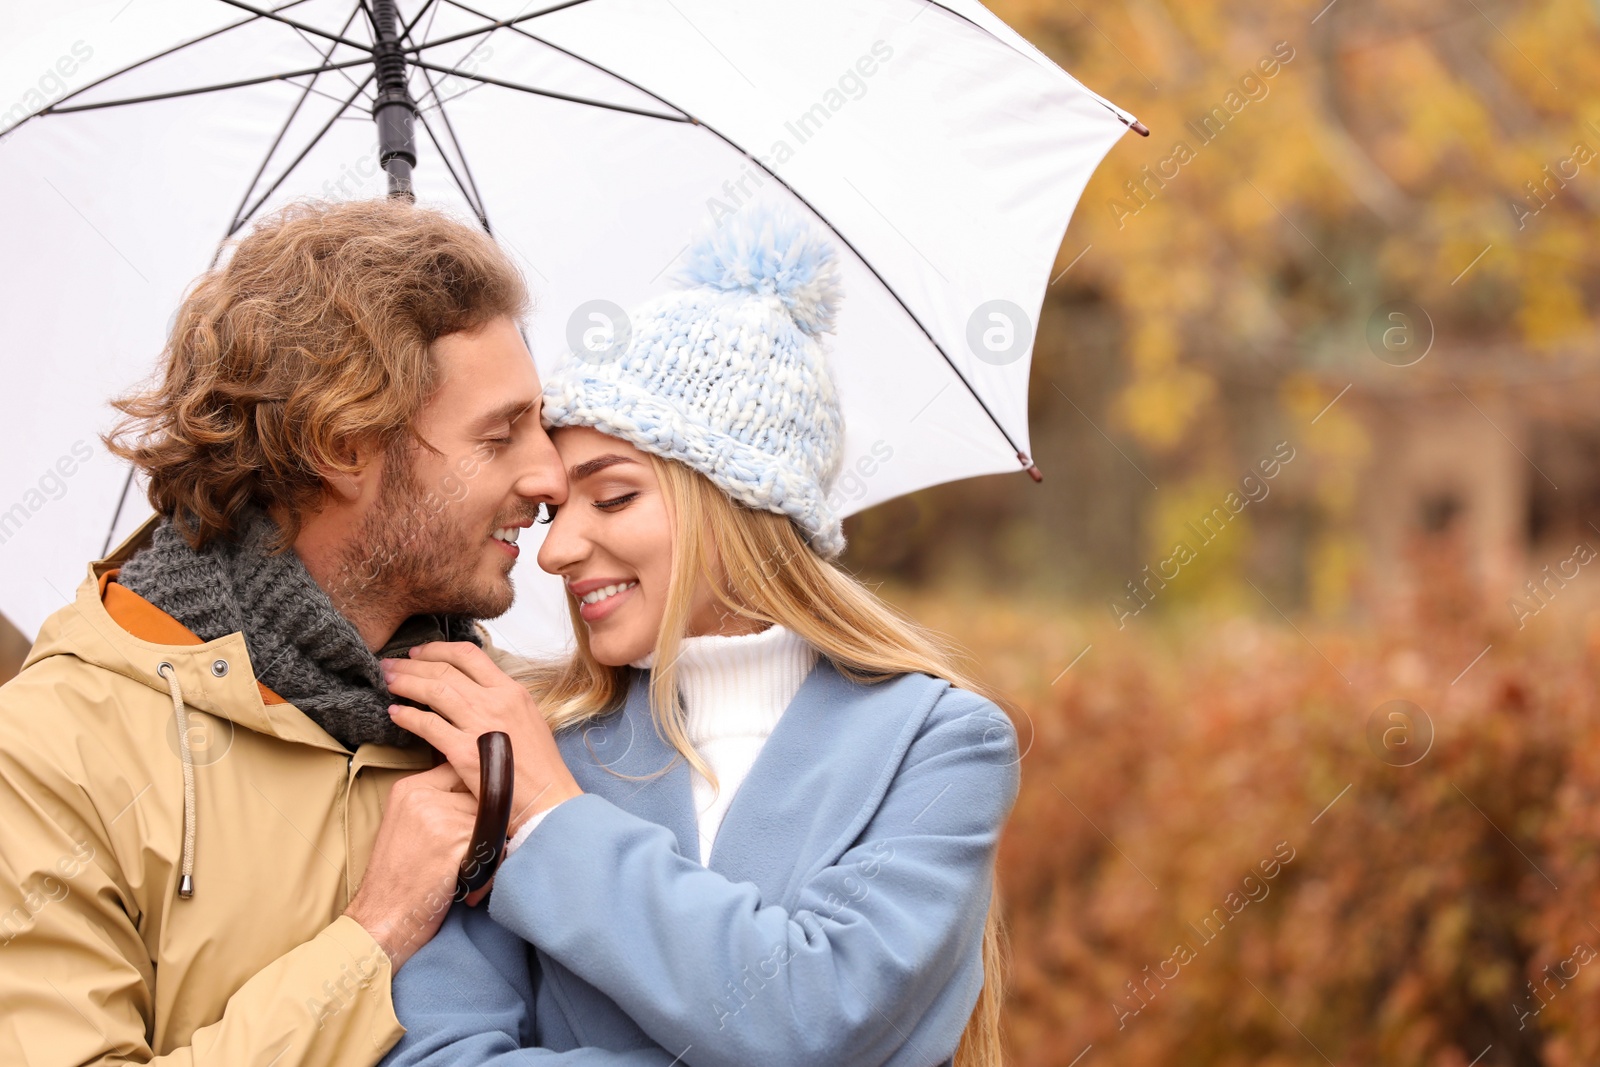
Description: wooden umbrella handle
456,731,514,900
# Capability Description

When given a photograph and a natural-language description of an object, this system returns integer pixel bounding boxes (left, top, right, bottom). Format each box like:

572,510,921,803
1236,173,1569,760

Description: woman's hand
380,642,584,837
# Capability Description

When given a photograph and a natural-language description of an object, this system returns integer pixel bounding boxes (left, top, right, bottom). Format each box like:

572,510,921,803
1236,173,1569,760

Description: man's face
333,315,566,623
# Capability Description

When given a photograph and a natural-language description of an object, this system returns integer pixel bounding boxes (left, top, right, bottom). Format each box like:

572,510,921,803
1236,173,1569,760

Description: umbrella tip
1018,452,1044,483
1130,119,1151,137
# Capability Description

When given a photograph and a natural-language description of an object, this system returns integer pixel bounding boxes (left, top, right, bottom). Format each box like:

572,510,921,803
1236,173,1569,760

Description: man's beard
327,446,528,625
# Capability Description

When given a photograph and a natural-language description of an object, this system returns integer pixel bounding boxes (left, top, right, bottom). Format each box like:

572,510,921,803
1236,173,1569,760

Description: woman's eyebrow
569,454,640,481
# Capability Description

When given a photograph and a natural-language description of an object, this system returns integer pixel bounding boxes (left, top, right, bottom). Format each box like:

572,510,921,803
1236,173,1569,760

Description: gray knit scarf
116,505,483,750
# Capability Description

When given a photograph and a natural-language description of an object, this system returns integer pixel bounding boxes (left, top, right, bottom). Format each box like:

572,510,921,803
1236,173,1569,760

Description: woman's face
536,425,757,666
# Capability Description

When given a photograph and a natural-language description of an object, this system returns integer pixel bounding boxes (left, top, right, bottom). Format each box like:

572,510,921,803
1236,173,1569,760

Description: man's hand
343,761,481,973
382,642,584,837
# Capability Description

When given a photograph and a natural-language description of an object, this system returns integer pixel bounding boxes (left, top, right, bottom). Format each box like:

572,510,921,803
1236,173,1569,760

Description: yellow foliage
1518,269,1589,350
1111,364,1216,451
1141,475,1252,604
984,0,1599,594
1307,529,1360,617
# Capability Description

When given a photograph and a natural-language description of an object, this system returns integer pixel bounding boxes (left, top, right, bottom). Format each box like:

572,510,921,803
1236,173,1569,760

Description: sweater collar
627,620,808,668
629,623,817,745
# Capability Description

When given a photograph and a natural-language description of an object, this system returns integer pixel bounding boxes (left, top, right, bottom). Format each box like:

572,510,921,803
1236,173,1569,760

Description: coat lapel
705,659,943,906
537,672,700,1050
536,657,948,1052
554,668,700,864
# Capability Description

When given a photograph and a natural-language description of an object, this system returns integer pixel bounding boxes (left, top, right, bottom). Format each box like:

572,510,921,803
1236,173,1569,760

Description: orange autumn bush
886,545,1600,1066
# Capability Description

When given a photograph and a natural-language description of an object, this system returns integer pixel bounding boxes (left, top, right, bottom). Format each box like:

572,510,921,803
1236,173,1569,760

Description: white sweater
504,623,817,863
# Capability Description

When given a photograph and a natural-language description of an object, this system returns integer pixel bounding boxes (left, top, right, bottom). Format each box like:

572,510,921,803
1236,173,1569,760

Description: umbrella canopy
0,0,1139,657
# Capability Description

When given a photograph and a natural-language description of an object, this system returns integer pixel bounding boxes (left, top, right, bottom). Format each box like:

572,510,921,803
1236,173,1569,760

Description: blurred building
1348,346,1600,617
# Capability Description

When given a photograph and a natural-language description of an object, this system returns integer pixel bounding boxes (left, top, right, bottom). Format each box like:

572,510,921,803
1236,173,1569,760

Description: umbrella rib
402,0,443,42
401,0,599,55
45,57,375,114
396,0,491,229
915,0,1147,136
400,3,492,231
24,0,318,123
424,89,491,230
684,123,1035,468
413,105,490,231
225,3,366,243
443,0,1032,465
420,81,488,110
296,77,376,109
408,60,688,122
290,28,375,105
211,0,373,52
101,469,137,560
442,0,690,121
72,0,319,562
231,70,379,235
356,0,440,49
410,0,690,125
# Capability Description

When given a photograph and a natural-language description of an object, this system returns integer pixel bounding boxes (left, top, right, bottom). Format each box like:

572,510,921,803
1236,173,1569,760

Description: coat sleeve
380,897,685,1067
485,685,1022,1067
0,708,405,1066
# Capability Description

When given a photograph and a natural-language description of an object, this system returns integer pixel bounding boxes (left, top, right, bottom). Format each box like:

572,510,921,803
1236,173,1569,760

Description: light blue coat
381,655,1021,1067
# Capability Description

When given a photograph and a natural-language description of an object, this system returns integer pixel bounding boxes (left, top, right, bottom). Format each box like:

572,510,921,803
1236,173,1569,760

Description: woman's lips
577,581,638,623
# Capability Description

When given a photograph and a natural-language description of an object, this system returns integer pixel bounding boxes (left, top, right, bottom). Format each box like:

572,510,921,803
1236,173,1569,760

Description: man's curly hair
104,197,529,552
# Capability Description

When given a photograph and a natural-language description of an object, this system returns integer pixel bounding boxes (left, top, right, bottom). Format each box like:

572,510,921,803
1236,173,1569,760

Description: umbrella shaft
371,0,417,199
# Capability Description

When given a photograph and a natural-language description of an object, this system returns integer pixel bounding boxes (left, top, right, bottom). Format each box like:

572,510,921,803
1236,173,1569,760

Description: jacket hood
25,513,358,754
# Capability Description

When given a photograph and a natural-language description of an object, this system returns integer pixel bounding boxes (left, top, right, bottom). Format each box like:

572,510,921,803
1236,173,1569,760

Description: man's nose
516,427,568,507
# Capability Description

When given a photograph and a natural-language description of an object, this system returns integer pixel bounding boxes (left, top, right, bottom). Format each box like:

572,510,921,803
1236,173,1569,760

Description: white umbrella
0,0,1141,658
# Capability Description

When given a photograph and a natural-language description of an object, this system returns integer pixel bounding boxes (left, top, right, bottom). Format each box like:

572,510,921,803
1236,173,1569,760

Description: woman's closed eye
594,492,638,511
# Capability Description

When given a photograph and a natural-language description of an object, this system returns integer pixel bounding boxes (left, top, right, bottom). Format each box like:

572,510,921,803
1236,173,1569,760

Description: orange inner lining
99,568,285,705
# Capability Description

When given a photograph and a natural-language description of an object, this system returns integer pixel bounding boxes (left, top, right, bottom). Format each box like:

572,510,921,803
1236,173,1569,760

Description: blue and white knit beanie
540,204,848,558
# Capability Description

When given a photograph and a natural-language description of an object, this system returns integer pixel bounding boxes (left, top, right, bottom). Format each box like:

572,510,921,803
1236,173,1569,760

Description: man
0,197,568,1065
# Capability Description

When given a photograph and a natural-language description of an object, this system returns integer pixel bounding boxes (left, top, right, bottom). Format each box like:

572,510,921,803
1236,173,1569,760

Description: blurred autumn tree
843,6,1600,1062
844,0,1600,621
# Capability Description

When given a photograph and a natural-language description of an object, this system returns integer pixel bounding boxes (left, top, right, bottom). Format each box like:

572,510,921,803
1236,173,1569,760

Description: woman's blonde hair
513,449,1012,1067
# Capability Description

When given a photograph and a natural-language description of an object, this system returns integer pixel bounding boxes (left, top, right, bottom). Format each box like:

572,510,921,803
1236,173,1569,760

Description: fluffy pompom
673,203,844,336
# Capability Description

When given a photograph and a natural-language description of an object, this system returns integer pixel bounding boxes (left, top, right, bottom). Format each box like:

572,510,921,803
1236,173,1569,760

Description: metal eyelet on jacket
157,662,198,899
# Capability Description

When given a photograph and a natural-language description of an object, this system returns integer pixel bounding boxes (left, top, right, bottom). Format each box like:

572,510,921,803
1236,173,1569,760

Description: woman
378,205,1021,1067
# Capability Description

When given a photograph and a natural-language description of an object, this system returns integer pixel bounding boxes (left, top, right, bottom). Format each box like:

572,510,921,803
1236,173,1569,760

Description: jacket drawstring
156,662,197,898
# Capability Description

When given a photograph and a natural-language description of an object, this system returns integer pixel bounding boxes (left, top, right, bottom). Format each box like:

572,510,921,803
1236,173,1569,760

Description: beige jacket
0,515,490,1065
